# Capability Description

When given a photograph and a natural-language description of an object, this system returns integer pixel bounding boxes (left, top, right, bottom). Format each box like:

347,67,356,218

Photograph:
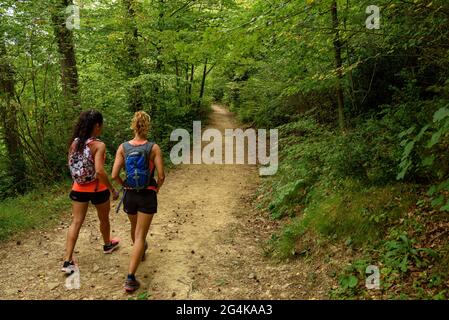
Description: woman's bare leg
128,212,153,275
64,201,89,262
127,214,138,244
95,200,111,245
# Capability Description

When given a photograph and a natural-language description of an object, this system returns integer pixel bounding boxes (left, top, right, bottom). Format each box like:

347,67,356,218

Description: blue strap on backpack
115,186,126,214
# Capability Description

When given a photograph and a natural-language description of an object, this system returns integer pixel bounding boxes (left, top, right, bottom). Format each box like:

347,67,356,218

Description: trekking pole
115,187,126,214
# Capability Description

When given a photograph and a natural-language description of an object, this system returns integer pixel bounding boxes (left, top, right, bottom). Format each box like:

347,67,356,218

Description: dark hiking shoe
124,276,140,293
103,238,120,254
61,260,76,275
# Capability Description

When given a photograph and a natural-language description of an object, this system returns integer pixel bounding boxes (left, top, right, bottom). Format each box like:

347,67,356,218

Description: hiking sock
127,274,136,281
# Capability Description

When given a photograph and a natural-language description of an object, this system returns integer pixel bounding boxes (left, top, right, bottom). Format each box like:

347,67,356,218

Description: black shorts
69,190,110,205
123,189,157,215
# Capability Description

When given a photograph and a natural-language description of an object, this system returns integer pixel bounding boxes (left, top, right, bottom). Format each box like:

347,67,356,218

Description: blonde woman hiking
112,111,165,292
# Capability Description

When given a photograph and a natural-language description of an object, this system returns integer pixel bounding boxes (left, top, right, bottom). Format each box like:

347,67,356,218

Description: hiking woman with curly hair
112,110,165,292
61,110,120,274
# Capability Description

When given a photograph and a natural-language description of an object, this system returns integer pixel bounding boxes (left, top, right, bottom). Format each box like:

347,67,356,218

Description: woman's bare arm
94,142,118,199
111,144,125,187
152,144,165,193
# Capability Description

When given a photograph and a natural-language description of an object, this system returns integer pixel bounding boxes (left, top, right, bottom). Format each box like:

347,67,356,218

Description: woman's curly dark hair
70,110,103,153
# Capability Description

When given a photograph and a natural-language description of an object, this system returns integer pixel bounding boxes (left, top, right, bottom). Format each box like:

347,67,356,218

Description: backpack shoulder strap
123,141,152,159
144,142,154,164
85,137,101,148
122,141,133,156
72,138,94,154
145,141,155,156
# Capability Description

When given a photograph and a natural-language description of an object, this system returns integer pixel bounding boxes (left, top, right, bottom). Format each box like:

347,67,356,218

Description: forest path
0,105,332,300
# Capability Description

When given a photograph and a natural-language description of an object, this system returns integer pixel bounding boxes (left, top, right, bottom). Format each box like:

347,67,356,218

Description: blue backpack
123,141,154,191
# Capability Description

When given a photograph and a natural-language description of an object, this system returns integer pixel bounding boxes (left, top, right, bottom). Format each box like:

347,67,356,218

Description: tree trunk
153,44,162,109
197,58,208,111
51,0,80,111
152,0,165,111
123,0,143,112
184,64,189,105
175,59,183,108
331,0,345,131
344,0,357,113
0,40,27,194
187,64,195,105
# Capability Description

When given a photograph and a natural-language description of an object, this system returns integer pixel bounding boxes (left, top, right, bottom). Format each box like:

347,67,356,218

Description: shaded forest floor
0,104,344,300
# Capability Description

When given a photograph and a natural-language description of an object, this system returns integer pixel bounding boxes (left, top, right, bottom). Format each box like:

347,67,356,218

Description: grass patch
262,174,447,299
128,291,151,300
0,180,72,241
267,180,417,259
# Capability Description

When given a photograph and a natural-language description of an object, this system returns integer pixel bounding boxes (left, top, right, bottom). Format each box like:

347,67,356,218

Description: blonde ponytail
131,111,151,137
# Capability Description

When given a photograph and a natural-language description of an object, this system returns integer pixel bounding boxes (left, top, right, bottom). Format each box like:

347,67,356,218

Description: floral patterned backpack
68,138,99,185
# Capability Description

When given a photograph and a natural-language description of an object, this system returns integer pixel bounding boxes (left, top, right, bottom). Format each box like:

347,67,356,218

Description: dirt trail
0,105,333,300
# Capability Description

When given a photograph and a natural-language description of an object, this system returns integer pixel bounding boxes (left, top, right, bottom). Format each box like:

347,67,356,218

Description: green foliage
0,181,71,240
398,101,449,211
0,0,233,200
267,181,415,259
330,259,370,299
127,291,150,300
383,234,437,273
137,291,150,300
259,109,412,222
2,0,449,301
220,0,449,299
